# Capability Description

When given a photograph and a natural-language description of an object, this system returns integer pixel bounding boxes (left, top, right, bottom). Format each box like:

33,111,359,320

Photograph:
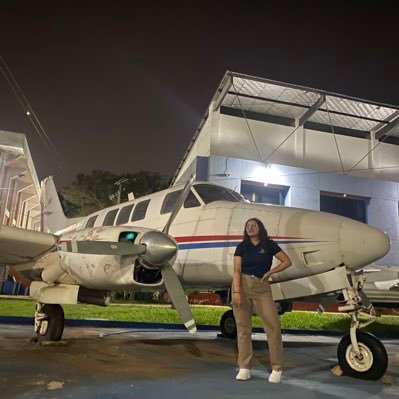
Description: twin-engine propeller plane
0,174,392,380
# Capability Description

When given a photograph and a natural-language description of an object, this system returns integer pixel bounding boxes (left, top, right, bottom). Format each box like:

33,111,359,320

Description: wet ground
0,323,398,399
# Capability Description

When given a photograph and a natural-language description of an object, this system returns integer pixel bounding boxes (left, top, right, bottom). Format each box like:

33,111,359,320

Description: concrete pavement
0,323,398,399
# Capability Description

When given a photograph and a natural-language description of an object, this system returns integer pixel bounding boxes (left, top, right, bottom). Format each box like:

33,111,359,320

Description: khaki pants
232,273,283,370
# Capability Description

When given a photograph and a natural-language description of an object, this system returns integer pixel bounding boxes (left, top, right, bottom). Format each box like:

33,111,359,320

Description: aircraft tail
41,176,81,234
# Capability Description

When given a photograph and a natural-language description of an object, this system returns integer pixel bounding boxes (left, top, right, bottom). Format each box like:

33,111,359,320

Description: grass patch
0,298,398,334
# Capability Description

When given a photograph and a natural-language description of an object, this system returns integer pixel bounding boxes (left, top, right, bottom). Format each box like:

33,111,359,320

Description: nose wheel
337,330,388,380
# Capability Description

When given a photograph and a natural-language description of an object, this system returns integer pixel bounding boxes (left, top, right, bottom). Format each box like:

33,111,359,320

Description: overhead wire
345,127,395,175
262,123,302,164
325,97,346,174
0,54,69,177
231,81,305,165
232,81,263,162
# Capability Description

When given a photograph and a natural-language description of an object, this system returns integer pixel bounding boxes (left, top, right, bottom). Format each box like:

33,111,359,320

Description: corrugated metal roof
172,71,399,185
218,72,399,141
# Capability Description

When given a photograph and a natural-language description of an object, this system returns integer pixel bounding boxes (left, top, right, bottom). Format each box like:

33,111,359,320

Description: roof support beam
228,91,389,125
374,114,399,140
298,94,325,126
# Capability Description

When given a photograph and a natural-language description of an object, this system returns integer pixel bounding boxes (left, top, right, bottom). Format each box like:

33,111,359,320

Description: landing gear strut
34,303,65,343
337,271,388,380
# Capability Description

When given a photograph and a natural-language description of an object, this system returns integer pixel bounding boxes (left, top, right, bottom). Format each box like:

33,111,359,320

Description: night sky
0,1,398,189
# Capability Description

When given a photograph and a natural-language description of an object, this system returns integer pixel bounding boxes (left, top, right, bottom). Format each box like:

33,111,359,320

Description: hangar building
0,130,42,293
172,71,399,267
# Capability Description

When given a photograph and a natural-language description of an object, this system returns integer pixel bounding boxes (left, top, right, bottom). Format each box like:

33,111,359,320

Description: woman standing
232,217,292,383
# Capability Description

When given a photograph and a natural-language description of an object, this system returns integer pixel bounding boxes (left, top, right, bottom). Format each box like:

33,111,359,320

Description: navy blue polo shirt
234,240,282,278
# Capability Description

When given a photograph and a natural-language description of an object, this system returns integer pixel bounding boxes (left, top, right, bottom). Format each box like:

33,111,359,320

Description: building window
320,191,367,223
241,181,288,205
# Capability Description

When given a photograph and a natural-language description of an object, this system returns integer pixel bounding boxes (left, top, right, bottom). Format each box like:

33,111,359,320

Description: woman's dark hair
242,217,269,250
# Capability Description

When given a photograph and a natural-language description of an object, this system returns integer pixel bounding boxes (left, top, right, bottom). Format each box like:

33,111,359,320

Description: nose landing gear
337,270,388,380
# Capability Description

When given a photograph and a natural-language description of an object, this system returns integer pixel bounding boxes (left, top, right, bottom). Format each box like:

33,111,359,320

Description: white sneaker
268,369,282,383
236,368,251,381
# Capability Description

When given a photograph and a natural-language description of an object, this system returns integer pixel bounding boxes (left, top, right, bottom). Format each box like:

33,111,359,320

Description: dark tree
61,170,168,217
122,170,169,201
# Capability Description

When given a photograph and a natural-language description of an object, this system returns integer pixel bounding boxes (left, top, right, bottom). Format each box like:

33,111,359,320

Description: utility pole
110,178,128,204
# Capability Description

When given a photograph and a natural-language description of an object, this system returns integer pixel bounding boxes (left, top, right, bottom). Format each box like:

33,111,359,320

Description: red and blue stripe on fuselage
175,235,317,250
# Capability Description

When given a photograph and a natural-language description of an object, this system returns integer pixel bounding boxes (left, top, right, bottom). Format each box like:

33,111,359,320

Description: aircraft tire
276,300,292,315
337,331,388,380
220,309,237,339
36,304,65,343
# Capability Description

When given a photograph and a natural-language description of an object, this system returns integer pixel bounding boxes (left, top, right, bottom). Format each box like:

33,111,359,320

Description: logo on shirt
259,248,265,254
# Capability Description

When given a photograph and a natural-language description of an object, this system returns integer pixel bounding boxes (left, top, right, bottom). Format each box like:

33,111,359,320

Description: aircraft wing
0,225,57,265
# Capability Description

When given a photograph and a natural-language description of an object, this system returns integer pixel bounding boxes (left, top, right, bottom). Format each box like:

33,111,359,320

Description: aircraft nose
339,219,391,269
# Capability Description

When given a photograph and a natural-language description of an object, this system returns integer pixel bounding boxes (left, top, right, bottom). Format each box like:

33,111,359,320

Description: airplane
0,173,392,381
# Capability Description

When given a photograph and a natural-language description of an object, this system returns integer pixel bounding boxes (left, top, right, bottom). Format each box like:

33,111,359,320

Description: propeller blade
163,174,195,235
161,264,197,334
59,240,147,256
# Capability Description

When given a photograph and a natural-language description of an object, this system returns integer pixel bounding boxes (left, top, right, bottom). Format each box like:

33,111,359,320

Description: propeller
59,174,197,333
156,174,197,333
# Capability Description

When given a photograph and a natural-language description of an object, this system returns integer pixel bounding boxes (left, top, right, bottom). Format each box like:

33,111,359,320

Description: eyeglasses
246,224,258,229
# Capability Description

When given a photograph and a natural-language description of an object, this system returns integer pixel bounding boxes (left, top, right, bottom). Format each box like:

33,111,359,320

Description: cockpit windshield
192,184,245,204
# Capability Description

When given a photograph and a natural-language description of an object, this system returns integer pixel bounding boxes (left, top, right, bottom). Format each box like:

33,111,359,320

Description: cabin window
161,189,201,214
116,204,134,225
161,190,181,214
193,184,242,204
103,209,119,226
85,215,98,228
131,199,150,221
184,191,201,208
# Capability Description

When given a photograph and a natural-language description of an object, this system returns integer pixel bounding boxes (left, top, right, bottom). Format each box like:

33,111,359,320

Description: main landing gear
220,309,237,339
34,303,65,343
219,300,293,339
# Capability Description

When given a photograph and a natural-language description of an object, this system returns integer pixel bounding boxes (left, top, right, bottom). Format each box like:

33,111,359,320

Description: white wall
216,114,399,182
